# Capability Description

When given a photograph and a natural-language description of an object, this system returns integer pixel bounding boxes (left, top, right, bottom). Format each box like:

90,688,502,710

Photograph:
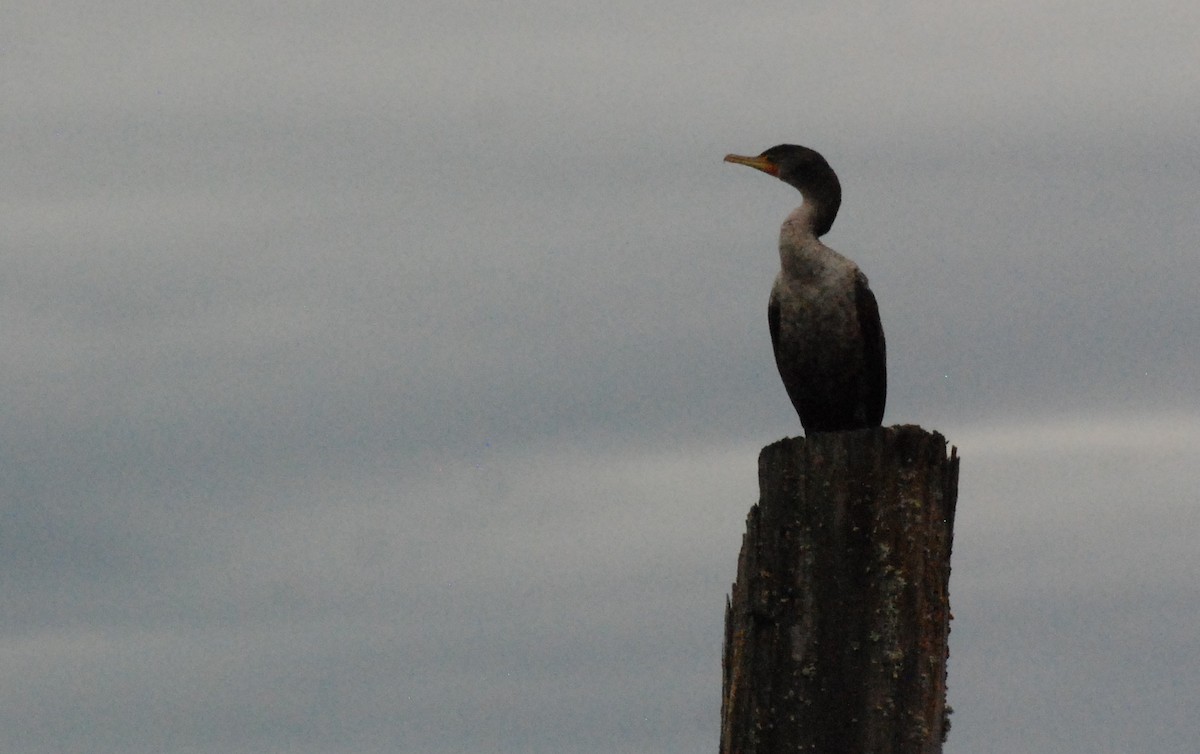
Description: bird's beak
724,153,779,177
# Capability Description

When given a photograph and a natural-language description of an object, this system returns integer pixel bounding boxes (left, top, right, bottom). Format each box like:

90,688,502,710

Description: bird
724,144,886,434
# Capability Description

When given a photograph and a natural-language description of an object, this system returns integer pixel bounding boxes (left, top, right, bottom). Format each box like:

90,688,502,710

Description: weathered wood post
720,425,959,754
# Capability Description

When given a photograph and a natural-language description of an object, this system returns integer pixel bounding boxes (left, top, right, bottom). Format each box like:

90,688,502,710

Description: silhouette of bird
725,145,886,433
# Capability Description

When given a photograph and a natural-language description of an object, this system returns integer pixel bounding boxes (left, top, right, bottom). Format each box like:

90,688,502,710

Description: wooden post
720,425,959,754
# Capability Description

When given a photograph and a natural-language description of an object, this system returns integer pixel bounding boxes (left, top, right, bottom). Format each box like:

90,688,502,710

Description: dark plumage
725,144,886,433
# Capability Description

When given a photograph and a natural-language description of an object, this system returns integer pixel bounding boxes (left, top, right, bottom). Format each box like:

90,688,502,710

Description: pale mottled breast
769,262,865,364
772,224,865,345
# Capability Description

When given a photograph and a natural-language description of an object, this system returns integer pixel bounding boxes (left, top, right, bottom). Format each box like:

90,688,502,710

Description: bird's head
724,144,842,236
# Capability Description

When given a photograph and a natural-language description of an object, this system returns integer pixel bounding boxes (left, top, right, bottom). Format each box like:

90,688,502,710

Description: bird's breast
772,276,857,333
770,257,865,372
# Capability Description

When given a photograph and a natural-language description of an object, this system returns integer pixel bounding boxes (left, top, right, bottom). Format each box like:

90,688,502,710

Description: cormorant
724,144,886,433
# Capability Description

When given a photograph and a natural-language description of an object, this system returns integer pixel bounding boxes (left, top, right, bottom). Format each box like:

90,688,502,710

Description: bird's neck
786,190,836,233
779,205,843,279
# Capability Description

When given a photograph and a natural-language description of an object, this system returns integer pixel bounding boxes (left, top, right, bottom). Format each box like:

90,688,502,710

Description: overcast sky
3,2,1199,752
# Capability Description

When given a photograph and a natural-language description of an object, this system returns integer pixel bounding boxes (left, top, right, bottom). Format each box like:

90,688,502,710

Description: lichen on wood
720,425,959,754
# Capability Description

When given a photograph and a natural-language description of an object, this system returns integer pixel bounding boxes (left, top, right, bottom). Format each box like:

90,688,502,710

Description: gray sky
4,2,1199,752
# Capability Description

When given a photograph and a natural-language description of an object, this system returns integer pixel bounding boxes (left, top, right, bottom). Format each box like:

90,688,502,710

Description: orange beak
724,153,780,177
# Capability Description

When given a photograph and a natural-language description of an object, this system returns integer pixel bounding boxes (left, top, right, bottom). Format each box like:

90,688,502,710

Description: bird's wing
854,273,887,426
